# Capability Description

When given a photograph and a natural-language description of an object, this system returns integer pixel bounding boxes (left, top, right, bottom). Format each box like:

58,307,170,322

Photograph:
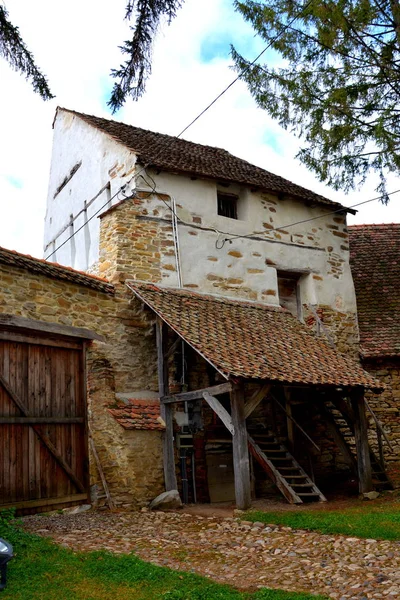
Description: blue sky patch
5,175,24,189
100,77,117,115
262,130,283,155
199,2,283,67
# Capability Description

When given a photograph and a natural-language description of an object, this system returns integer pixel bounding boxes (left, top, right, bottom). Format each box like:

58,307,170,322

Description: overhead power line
46,0,392,261
213,188,400,249
176,0,315,138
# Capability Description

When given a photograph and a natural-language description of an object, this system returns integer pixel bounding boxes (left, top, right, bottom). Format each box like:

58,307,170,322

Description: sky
0,0,398,260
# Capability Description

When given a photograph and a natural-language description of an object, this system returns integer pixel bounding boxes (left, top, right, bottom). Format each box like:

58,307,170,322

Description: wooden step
291,484,315,488
323,402,394,491
277,467,303,471
248,432,326,505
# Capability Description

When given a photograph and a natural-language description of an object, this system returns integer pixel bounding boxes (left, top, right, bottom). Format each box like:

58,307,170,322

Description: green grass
0,511,326,600
245,504,400,540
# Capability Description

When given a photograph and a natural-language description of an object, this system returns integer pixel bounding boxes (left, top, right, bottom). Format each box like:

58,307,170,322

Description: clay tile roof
349,223,400,359
127,282,382,391
59,107,349,212
108,399,165,430
0,245,114,294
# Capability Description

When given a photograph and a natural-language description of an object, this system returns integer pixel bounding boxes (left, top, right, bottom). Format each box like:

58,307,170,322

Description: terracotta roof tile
0,246,114,294
59,107,348,212
128,282,382,391
349,224,400,358
108,398,165,430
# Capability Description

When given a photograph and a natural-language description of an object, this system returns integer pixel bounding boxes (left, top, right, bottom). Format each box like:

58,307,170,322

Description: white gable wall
44,110,138,271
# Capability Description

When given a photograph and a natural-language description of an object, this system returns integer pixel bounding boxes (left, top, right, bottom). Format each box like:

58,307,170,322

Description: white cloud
0,0,398,259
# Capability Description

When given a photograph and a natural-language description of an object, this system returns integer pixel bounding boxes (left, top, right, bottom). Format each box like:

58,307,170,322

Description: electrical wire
45,0,392,260
45,183,134,260
211,188,400,249
177,0,315,138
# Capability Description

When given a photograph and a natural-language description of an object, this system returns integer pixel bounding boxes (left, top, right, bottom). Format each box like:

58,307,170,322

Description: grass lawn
245,502,400,540
0,512,326,600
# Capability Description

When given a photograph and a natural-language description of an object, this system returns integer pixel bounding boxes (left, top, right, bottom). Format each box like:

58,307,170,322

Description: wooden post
230,380,251,510
351,389,373,494
284,388,295,453
156,318,177,492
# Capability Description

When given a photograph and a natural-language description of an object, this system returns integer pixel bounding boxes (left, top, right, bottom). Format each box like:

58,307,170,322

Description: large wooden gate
0,328,89,513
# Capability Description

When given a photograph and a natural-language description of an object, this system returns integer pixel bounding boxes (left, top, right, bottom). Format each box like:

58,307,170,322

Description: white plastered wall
44,109,138,271
133,169,358,312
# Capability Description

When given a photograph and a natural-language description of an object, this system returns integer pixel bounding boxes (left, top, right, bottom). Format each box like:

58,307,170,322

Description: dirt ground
182,485,400,517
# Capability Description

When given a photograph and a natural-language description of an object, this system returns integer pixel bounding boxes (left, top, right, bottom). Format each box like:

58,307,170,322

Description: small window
277,271,303,321
217,192,238,219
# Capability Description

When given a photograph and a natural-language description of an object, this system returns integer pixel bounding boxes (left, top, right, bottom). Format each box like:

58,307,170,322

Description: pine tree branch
0,5,53,100
108,0,183,112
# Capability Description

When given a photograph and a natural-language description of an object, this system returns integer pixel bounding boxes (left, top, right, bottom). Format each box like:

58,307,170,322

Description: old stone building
0,107,395,513
349,224,400,483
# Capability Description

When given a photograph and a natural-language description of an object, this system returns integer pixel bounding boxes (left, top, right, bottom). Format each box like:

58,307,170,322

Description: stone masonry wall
0,262,164,509
363,358,400,487
304,305,360,358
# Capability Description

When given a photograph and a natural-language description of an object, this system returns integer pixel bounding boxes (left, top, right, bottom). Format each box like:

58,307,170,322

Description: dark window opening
277,271,302,320
217,192,238,219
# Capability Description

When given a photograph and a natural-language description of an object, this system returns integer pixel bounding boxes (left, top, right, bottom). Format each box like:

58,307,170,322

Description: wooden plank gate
0,327,89,513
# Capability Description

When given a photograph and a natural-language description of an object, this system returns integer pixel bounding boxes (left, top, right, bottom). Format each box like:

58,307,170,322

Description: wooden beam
89,434,115,510
0,373,86,493
0,331,82,349
156,318,178,492
272,393,320,452
364,398,394,452
244,383,271,419
0,314,104,341
202,391,234,435
0,417,84,424
0,493,88,511
284,388,295,453
351,390,373,494
165,336,181,360
162,382,231,404
230,380,251,510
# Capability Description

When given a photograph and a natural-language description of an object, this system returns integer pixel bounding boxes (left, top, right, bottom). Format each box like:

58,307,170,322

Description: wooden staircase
324,400,393,491
248,431,327,504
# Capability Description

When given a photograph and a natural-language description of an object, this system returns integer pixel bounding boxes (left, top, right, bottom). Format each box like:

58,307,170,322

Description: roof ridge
0,244,114,294
57,106,234,156
349,223,400,229
56,107,349,212
0,245,110,284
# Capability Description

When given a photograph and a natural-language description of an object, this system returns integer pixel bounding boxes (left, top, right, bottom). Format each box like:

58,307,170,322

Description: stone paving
23,510,400,600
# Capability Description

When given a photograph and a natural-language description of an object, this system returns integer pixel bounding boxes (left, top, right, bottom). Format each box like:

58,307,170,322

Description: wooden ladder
324,401,393,491
248,432,327,504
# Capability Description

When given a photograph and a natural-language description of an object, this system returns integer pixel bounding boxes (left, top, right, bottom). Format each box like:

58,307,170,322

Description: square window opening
277,270,303,321
217,192,238,219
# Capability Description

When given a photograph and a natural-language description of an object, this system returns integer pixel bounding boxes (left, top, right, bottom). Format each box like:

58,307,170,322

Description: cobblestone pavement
23,510,400,600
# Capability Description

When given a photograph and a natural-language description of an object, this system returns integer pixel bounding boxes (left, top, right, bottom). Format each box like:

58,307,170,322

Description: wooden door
0,331,88,513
